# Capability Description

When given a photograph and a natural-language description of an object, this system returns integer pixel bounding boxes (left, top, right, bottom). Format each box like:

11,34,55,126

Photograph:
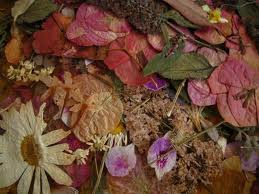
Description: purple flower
144,76,168,91
241,150,259,172
105,144,136,177
147,136,177,180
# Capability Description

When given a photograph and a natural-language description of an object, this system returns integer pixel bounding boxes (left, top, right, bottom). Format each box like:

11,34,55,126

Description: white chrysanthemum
0,101,75,194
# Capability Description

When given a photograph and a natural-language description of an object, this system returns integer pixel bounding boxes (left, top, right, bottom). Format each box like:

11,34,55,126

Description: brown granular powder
122,86,193,153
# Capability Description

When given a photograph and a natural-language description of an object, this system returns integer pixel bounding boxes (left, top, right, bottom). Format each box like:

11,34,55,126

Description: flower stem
93,151,107,194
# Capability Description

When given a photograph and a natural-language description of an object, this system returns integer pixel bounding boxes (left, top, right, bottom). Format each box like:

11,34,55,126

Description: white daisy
0,101,76,194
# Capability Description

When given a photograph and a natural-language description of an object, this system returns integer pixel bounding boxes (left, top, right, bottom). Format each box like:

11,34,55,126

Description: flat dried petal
42,162,72,186
5,38,23,64
17,166,34,194
197,47,227,67
73,92,123,142
188,80,217,106
66,4,130,46
195,27,226,45
105,144,137,177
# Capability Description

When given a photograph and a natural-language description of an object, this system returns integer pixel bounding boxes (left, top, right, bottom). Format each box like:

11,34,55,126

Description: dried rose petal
105,144,137,177
195,27,226,45
147,136,177,180
188,80,217,106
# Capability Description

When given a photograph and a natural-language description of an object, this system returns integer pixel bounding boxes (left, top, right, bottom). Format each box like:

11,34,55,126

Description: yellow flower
202,5,228,24
0,102,75,194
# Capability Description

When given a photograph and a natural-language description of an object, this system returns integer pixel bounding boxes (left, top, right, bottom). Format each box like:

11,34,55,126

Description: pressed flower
202,5,228,24
105,144,136,177
147,136,177,180
0,101,75,194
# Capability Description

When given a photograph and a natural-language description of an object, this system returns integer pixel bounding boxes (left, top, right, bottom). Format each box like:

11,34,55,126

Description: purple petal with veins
241,150,259,172
147,136,177,180
144,76,168,91
105,144,136,177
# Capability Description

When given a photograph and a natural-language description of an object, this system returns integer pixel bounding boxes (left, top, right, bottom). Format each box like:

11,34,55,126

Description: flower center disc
21,135,41,166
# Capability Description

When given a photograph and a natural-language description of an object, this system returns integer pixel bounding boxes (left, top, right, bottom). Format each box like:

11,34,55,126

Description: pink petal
147,34,164,51
197,47,227,67
217,93,239,126
105,144,137,177
66,4,130,46
188,80,217,106
208,64,228,94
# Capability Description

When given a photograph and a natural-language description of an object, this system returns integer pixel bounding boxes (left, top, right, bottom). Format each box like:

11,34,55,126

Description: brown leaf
73,92,123,142
196,156,255,194
163,0,210,26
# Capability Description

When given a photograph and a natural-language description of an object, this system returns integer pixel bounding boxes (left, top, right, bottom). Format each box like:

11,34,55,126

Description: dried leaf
163,0,211,26
159,53,213,80
11,0,35,22
73,92,123,142
196,156,256,194
66,3,131,47
195,27,226,45
4,37,23,64
17,0,57,23
164,10,199,28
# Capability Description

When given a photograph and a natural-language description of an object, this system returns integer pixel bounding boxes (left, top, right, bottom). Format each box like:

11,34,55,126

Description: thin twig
130,98,150,113
167,79,186,117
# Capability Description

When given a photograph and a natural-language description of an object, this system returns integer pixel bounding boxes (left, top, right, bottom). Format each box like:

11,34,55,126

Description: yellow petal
41,168,51,194
42,163,72,186
33,167,41,194
17,166,35,194
42,129,71,146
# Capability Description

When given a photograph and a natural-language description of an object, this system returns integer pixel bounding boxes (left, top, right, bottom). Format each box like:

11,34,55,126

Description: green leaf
143,40,184,76
159,53,214,80
11,0,35,22
164,10,199,29
17,0,57,23
238,0,259,26
0,12,11,51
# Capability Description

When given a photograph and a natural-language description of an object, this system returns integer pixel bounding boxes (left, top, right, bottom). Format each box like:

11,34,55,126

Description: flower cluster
7,60,54,82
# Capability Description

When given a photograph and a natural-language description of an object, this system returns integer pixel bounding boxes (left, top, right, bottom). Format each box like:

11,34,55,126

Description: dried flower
7,60,54,82
0,101,75,194
105,144,137,177
202,5,228,24
147,136,177,180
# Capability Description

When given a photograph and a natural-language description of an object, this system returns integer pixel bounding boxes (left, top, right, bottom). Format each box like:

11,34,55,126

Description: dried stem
167,79,186,117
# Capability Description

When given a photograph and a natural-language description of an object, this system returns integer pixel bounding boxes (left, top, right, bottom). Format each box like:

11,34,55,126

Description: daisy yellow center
21,135,41,166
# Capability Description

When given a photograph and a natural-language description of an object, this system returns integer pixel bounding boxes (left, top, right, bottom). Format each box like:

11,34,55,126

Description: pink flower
105,144,137,177
147,136,177,180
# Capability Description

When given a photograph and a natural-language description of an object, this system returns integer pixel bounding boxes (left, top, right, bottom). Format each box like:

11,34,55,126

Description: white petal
17,166,35,194
0,155,27,187
42,129,71,146
33,167,41,194
42,163,72,186
0,116,26,139
45,151,75,165
24,102,37,132
35,103,47,136
41,168,50,194
46,144,70,153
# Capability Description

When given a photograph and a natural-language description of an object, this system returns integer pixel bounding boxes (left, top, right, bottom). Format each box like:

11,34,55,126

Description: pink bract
105,144,137,177
66,4,131,46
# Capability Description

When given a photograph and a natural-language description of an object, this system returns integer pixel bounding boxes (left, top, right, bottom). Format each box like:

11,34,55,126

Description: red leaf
66,4,131,46
104,32,157,85
188,80,217,106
